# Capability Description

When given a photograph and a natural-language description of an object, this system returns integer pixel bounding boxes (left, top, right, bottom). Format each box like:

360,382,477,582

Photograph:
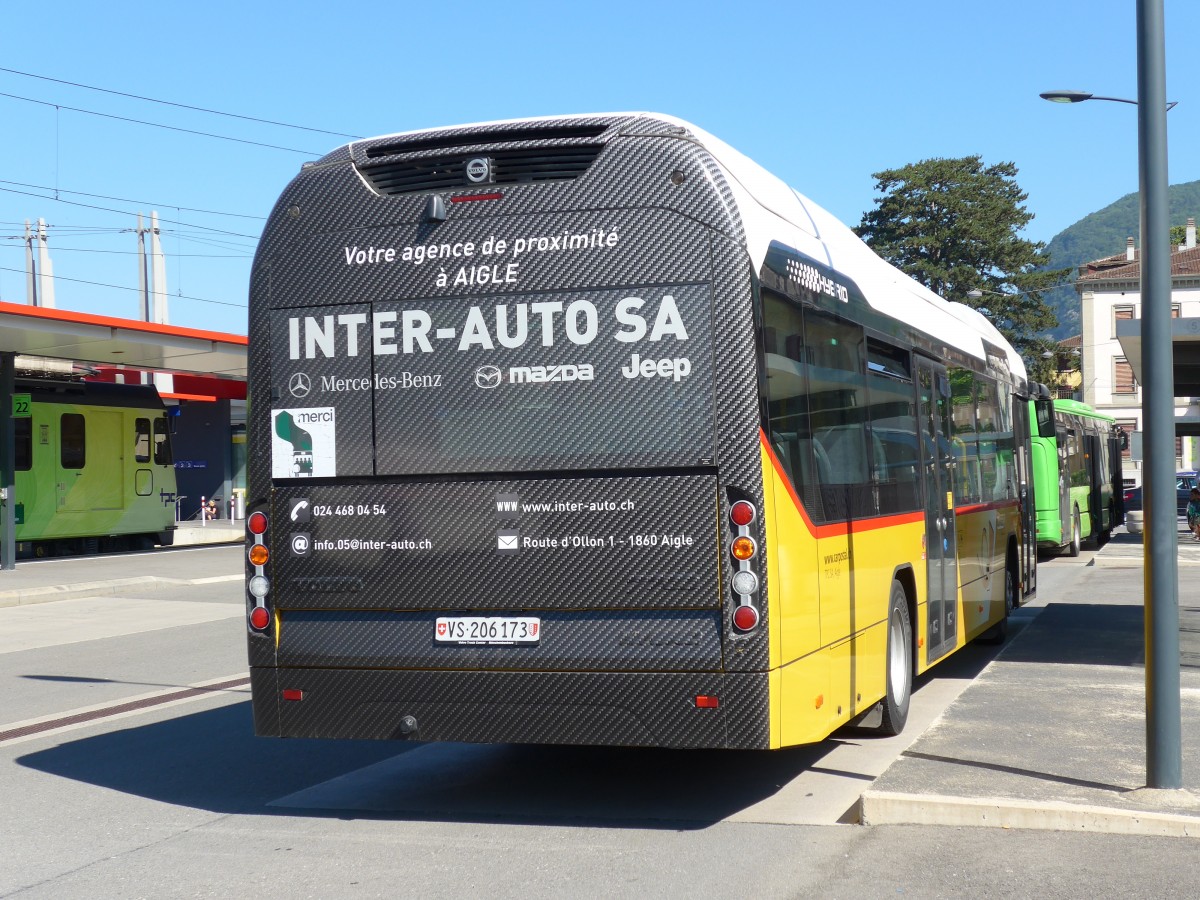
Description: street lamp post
1040,0,1181,790
1040,89,1178,111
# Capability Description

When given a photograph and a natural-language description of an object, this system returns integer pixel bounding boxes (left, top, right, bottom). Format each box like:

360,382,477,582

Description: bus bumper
251,667,771,750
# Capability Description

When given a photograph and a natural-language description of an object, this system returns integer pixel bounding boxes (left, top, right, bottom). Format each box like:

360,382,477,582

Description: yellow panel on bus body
760,437,926,745
955,502,1020,644
760,441,827,747
758,445,783,749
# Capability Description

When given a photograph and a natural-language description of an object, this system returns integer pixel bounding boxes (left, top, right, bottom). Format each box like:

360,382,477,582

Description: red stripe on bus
759,430,924,538
955,499,1020,516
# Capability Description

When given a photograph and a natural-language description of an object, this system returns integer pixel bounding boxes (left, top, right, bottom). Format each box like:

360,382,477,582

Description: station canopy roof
0,301,246,380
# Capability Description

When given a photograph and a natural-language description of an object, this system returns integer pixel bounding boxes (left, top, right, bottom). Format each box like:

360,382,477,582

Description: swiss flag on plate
437,622,447,636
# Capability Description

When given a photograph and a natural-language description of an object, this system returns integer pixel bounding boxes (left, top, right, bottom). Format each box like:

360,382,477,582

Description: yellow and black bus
245,113,1035,748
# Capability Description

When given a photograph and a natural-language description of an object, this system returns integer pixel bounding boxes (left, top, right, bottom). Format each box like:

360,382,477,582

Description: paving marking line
0,673,250,747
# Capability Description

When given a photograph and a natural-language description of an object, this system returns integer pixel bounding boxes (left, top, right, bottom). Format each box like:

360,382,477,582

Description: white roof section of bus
346,113,1025,382
686,123,1027,382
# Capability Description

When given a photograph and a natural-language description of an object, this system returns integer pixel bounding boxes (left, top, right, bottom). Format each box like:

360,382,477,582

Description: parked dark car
1179,472,1199,516
1123,472,1197,535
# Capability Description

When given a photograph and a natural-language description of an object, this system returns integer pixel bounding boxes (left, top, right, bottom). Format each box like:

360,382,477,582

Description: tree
855,156,1068,370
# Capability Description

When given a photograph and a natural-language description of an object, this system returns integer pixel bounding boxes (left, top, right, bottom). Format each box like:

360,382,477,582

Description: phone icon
289,498,311,524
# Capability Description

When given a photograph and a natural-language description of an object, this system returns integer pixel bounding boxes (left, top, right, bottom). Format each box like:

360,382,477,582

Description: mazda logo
475,365,503,389
465,157,492,184
288,372,311,398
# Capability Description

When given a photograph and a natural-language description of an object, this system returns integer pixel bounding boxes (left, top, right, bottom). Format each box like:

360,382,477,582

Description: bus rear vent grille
359,145,605,196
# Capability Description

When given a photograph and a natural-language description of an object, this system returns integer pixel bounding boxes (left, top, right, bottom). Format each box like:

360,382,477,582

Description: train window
15,418,31,471
61,414,85,469
135,418,151,463
153,417,173,466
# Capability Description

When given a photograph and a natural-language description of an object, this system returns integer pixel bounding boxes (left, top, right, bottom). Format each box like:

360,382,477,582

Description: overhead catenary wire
0,264,246,309
0,244,250,258
0,91,322,156
0,186,261,239
0,179,266,220
0,66,363,140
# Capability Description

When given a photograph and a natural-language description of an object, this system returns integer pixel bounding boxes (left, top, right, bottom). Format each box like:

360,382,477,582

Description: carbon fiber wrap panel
253,666,770,749
277,609,721,671
246,114,774,745
270,474,718,611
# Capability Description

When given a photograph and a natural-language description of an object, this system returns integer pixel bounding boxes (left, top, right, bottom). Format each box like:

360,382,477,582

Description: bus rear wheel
879,580,912,736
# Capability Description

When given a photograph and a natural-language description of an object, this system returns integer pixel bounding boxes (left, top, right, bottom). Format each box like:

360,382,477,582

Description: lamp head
1040,90,1094,104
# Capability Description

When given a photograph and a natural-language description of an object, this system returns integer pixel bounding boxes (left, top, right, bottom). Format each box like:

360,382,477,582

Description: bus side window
949,370,981,504
866,338,919,515
761,289,826,522
153,417,173,466
135,418,151,463
61,413,85,469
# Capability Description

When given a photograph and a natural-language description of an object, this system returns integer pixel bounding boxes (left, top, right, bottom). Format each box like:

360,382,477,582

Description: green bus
1029,395,1123,555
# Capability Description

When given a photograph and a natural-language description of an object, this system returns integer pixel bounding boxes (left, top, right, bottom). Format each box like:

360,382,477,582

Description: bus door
917,360,958,661
1084,429,1104,535
1012,395,1036,598
1056,423,1072,541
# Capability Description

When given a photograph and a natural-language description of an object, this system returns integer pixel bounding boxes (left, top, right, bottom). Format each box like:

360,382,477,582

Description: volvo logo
474,365,503,389
288,372,312,398
465,157,492,184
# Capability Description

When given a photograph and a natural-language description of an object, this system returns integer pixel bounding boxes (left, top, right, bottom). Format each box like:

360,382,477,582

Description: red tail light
730,501,756,527
732,604,759,631
248,511,268,535
249,606,271,630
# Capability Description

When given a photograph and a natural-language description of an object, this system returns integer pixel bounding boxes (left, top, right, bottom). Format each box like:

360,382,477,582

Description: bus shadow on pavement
17,700,846,829
997,603,1145,668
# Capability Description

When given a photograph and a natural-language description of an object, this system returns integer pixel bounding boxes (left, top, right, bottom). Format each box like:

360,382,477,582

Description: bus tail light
249,544,269,566
249,605,271,630
731,536,756,561
282,689,304,702
731,570,758,595
732,604,759,631
730,500,756,527
248,511,268,535
695,695,719,709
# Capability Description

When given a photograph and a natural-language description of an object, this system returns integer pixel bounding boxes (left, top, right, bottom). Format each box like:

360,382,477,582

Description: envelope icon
497,530,520,552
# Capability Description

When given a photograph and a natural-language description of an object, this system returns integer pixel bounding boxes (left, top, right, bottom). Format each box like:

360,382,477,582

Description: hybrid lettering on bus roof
286,293,689,360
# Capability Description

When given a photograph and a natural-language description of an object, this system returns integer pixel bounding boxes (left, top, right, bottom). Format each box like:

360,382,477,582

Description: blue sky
1,1,1197,336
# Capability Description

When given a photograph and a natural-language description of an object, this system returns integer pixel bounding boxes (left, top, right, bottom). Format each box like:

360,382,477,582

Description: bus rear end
245,115,771,748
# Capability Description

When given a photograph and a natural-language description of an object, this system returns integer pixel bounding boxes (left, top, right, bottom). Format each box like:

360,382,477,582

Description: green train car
12,380,178,556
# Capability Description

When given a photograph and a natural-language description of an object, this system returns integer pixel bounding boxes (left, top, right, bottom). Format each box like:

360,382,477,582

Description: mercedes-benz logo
474,365,503,389
288,372,311,398
465,157,492,184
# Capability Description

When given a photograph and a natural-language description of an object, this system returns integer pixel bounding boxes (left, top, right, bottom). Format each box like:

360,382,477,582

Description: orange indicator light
249,544,269,566
731,537,756,560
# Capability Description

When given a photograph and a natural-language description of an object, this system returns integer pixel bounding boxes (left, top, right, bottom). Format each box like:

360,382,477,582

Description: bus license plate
435,616,541,645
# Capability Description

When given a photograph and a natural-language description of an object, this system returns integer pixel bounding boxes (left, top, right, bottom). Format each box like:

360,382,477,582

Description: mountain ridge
1042,180,1200,340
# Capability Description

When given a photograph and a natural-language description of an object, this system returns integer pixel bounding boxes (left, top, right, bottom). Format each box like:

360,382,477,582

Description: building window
1113,358,1137,394
1113,305,1134,338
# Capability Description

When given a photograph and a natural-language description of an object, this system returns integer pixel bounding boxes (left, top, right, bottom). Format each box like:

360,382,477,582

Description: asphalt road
2,543,1198,899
